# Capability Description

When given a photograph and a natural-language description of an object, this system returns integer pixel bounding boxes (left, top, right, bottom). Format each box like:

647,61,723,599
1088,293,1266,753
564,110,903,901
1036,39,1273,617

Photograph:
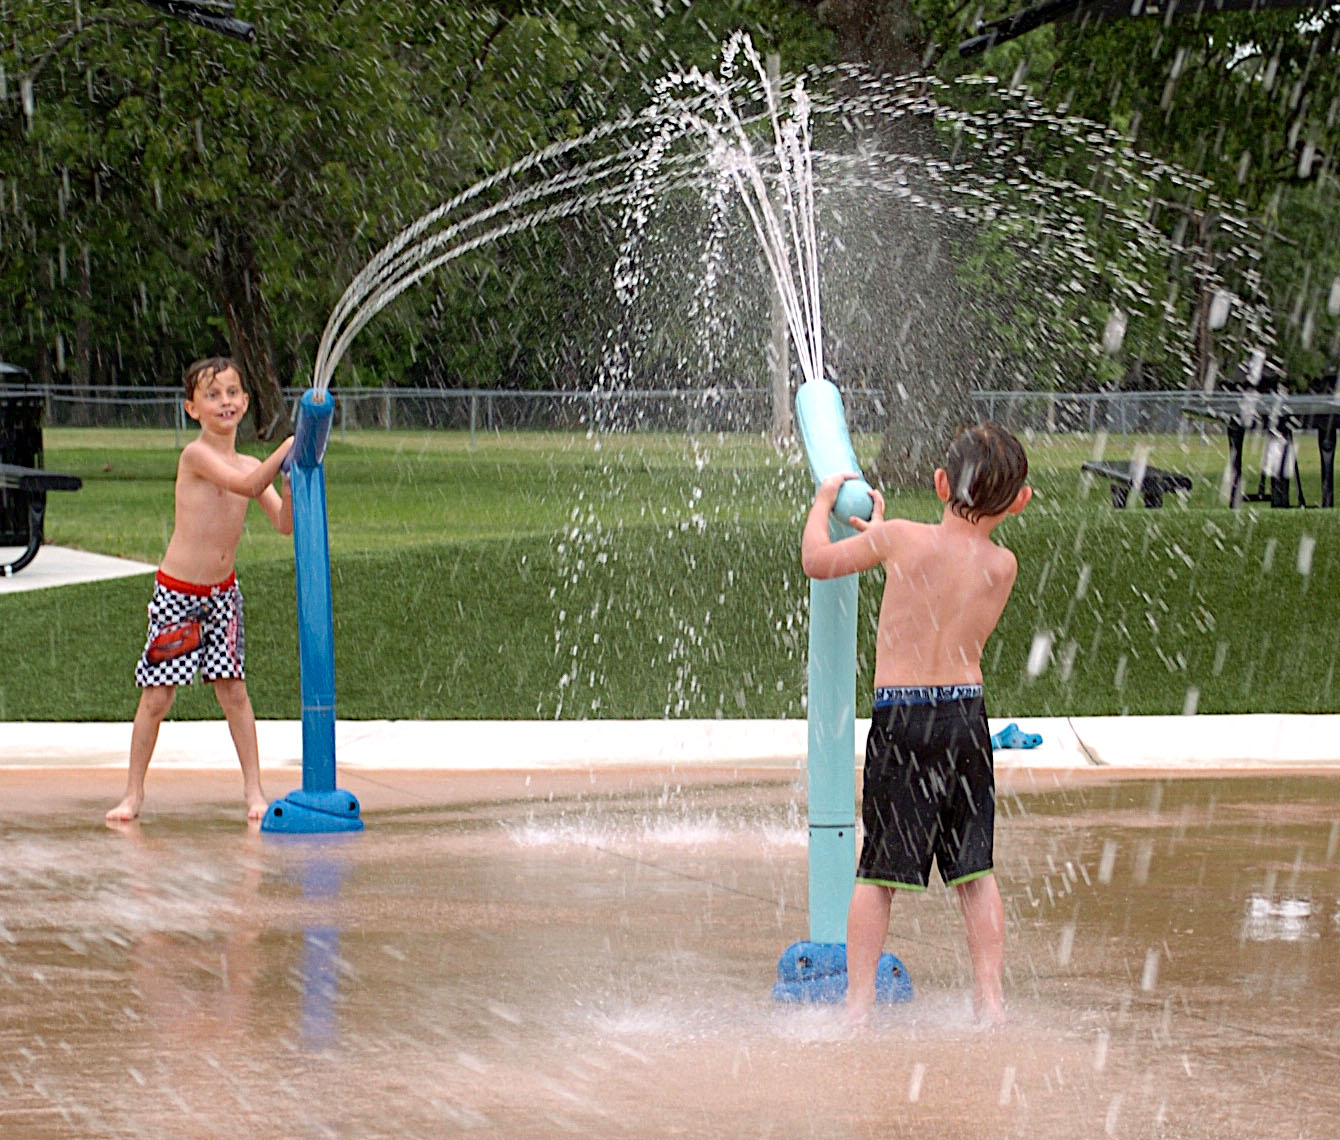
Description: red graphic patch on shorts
146,620,202,665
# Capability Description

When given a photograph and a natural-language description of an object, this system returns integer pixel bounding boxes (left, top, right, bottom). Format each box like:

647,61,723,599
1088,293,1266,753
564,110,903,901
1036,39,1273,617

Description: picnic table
0,463,83,575
1081,459,1192,508
1181,391,1340,508
1,387,83,576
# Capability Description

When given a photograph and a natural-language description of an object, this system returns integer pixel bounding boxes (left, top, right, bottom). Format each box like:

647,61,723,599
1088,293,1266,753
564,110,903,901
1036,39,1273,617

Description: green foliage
0,2,834,394
925,1,1340,386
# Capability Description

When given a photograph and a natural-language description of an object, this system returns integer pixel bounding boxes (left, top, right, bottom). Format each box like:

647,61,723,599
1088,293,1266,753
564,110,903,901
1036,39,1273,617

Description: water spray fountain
679,37,911,1002
261,389,363,834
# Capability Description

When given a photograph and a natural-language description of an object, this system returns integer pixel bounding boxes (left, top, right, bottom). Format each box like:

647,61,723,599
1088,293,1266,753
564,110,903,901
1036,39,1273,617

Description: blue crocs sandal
990,722,1042,749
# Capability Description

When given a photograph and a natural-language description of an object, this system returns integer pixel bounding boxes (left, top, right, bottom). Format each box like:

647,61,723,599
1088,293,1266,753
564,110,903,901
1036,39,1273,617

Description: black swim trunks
856,684,994,891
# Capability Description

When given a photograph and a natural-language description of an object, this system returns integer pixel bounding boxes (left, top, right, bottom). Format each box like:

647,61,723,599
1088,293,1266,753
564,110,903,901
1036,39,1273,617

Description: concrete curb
1,715,1337,771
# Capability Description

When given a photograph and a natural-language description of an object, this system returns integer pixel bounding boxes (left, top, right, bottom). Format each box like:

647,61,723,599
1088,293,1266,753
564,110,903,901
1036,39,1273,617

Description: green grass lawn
2,425,1336,721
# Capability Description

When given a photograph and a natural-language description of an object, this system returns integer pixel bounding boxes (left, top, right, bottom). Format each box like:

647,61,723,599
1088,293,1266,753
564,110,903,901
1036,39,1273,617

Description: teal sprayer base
773,941,913,1004
262,789,364,834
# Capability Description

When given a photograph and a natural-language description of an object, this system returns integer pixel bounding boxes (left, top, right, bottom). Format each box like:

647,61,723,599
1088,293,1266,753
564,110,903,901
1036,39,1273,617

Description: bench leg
1109,484,1128,508
1,493,46,577
1142,488,1164,509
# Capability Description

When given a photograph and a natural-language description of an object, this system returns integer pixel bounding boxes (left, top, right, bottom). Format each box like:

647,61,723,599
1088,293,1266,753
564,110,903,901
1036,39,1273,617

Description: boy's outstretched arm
249,436,295,499
801,473,890,579
184,435,294,500
252,438,294,535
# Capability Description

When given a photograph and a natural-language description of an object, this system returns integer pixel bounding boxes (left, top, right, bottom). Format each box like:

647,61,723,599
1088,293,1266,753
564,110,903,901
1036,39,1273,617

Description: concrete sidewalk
2,714,1337,771
0,545,155,594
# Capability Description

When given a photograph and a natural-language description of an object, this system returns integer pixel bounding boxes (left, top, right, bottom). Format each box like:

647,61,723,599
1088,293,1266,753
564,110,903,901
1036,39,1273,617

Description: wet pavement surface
1,766,1337,1138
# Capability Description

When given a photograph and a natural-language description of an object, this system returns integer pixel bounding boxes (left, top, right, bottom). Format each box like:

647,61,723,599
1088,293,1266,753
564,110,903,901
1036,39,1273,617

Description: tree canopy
1,0,1336,453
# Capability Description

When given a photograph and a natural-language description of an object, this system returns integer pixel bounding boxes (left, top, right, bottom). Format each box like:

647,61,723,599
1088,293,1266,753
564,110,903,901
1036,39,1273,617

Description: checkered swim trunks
135,570,245,688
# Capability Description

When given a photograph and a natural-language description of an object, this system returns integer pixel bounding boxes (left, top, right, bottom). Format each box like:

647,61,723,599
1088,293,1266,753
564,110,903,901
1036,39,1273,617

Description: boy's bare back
864,517,1018,686
801,424,1031,686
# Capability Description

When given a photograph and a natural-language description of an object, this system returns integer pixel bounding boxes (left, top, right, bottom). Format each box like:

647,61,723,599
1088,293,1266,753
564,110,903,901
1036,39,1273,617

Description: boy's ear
933,468,951,503
183,398,200,423
1007,485,1033,515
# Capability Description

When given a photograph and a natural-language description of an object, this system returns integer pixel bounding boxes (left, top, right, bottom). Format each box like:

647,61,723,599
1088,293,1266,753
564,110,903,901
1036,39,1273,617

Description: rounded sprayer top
794,378,874,525
291,389,334,470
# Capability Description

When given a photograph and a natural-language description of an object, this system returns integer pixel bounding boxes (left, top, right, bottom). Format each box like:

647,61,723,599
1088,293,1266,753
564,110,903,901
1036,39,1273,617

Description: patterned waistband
873,684,983,708
156,569,237,596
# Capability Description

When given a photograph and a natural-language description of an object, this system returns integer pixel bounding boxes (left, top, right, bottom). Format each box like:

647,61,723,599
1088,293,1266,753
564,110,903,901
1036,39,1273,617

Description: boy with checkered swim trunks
106,358,293,823
801,423,1031,1026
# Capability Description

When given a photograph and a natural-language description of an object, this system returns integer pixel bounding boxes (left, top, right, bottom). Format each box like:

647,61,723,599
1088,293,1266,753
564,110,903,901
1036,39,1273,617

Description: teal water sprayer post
262,390,363,835
773,378,911,1004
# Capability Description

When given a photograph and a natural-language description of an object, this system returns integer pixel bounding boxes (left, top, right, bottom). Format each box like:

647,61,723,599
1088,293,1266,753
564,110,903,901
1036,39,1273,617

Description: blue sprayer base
261,788,364,834
772,940,913,1004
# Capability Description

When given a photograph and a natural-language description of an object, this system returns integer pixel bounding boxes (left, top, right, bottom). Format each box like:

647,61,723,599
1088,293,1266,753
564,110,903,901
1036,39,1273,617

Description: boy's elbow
801,550,831,580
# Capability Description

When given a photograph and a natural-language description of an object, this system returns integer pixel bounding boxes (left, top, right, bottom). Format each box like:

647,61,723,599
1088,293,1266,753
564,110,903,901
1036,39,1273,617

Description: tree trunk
73,244,93,426
807,0,979,487
816,0,927,75
209,227,290,441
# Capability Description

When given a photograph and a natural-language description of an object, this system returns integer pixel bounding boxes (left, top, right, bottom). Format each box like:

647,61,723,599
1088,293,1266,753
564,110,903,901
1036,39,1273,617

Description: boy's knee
212,678,251,712
138,686,175,717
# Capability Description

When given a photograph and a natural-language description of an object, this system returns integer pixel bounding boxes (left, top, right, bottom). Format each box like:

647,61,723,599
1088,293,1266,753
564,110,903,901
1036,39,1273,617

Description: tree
933,0,1340,385
2,2,457,433
2,1,837,431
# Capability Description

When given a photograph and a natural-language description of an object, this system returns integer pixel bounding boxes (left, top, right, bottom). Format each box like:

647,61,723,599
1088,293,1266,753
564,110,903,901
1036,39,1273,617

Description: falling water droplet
1026,632,1053,678
1101,308,1127,354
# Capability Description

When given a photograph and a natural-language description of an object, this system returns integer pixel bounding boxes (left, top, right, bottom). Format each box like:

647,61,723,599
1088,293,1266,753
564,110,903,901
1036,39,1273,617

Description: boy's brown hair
183,356,239,400
944,421,1029,523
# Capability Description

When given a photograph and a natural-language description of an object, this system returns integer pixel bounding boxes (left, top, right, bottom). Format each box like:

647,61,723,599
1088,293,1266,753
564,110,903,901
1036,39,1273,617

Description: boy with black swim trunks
106,357,293,823
801,422,1031,1025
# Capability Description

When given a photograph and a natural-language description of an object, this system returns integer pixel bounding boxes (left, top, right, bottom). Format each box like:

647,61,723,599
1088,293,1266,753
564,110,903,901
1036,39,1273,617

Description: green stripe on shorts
944,867,993,888
856,876,927,893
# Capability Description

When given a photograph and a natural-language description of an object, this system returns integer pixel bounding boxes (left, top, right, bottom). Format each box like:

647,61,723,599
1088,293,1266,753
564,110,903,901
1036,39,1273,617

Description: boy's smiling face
185,366,249,432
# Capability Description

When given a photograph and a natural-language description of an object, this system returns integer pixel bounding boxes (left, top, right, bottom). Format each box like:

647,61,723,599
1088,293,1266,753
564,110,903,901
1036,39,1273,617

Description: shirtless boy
106,357,293,822
800,422,1031,1024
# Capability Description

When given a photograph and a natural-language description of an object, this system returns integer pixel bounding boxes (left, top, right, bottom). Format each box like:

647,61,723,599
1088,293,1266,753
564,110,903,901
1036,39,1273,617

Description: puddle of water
0,772,1336,1137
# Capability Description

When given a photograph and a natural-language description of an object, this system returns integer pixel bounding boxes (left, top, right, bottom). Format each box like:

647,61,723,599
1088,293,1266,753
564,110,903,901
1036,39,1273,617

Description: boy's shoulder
179,435,256,464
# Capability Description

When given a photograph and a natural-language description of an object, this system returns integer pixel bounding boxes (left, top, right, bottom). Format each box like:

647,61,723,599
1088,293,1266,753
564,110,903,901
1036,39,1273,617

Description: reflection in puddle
1241,894,1316,942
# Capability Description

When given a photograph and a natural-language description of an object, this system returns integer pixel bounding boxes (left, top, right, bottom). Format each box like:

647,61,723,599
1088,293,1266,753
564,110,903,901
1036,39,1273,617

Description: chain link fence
2,383,1233,438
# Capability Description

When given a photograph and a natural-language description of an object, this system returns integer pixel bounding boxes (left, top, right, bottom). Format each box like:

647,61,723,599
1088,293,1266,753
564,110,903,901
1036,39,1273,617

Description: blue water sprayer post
261,390,363,835
772,378,911,1004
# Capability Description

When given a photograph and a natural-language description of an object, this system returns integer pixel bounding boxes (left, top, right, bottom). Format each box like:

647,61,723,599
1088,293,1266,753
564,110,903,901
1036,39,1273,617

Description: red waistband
156,569,237,595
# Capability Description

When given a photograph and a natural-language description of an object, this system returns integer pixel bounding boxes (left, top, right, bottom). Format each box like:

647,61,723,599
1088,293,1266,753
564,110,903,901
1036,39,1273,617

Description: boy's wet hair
944,422,1029,523
183,356,239,399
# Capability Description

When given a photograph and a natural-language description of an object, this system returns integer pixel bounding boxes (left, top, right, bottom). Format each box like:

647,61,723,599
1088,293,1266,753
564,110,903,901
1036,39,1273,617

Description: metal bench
0,463,83,576
1081,459,1191,508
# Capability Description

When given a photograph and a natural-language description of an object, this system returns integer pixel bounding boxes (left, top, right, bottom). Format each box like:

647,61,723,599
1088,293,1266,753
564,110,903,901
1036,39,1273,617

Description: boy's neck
198,423,240,452
939,503,1005,538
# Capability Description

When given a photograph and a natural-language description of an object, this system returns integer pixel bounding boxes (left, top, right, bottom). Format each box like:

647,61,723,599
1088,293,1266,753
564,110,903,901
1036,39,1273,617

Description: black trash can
0,385,45,546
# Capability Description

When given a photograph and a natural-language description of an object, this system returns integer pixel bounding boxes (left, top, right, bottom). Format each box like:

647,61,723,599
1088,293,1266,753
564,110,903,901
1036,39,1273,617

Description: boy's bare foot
105,793,143,822
974,997,1007,1029
842,995,873,1029
246,792,268,820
